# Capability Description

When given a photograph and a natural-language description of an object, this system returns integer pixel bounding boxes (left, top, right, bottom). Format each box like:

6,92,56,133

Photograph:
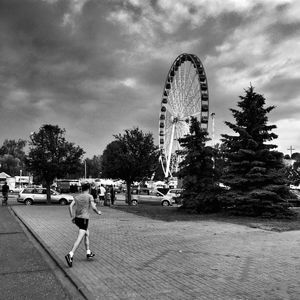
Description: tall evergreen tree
219,86,293,217
177,117,220,213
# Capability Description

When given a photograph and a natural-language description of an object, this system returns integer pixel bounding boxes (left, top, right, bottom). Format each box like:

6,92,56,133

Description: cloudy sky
1,0,300,158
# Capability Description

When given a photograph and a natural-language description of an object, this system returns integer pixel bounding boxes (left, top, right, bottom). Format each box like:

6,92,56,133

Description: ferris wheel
158,53,209,178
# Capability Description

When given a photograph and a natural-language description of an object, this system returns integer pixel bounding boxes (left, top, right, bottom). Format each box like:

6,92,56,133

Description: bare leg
84,229,90,251
71,229,86,254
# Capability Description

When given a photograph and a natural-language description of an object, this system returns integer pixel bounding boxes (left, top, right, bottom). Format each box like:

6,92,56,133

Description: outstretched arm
69,200,75,219
91,200,101,215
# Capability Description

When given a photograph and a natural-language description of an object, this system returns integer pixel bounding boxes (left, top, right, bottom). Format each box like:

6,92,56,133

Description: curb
9,207,96,300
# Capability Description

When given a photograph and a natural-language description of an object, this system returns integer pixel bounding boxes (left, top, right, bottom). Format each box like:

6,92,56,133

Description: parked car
126,188,182,206
156,187,169,196
126,188,164,206
161,188,184,206
9,187,23,193
17,188,74,205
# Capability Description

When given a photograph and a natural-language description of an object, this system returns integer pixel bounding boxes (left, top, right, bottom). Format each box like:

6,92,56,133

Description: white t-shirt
99,186,106,196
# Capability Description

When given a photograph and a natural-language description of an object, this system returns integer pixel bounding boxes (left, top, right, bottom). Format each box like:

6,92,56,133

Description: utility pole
20,169,22,188
211,112,216,170
287,145,295,157
210,112,215,147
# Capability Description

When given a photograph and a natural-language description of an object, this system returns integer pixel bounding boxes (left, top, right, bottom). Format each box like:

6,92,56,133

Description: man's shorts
74,217,89,231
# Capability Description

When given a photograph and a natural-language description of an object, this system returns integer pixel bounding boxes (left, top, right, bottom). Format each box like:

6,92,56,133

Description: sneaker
65,254,73,267
86,252,95,259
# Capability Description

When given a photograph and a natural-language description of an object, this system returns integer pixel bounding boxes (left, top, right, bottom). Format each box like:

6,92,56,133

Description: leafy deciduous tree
26,124,84,203
85,155,103,178
0,139,27,176
291,152,300,160
101,127,158,203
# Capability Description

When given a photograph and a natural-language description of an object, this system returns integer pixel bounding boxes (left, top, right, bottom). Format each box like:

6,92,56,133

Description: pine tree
219,86,294,217
177,117,220,213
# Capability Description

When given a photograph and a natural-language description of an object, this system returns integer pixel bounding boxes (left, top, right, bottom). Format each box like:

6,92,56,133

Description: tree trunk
46,182,51,204
126,181,131,205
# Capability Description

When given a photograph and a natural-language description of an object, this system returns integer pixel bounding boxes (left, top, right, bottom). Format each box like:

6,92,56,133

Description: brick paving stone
12,206,300,300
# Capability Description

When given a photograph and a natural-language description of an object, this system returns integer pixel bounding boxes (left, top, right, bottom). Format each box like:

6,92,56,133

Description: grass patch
114,204,300,232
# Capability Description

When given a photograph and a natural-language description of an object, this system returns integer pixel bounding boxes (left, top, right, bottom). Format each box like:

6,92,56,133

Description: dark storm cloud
194,12,246,57
271,102,300,121
267,21,300,44
124,7,254,87
263,76,300,103
0,0,70,77
0,0,131,97
0,0,136,155
139,58,171,87
0,0,148,149
271,1,300,41
196,6,265,60
1,0,300,157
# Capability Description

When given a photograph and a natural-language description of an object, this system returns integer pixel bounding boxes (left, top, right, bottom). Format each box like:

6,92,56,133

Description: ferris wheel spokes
158,53,209,178
182,68,198,104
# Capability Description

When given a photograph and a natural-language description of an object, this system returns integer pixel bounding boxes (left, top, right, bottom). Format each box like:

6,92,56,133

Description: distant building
0,173,33,191
0,172,12,189
0,172,10,179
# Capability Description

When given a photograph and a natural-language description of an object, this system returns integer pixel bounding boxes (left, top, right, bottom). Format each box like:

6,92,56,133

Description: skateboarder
65,182,101,267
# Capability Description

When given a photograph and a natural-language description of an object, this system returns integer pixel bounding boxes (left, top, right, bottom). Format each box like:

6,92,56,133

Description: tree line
177,86,297,217
1,85,299,216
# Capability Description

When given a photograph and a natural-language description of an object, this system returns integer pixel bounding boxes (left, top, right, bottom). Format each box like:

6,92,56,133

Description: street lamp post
210,113,216,170
210,112,215,147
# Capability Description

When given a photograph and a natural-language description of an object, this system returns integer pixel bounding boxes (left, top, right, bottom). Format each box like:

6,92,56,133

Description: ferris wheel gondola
158,53,209,178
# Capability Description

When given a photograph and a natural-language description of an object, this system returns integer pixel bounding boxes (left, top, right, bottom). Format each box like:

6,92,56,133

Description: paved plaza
12,205,300,300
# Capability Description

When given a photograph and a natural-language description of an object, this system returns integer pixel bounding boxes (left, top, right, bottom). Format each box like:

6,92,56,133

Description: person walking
65,182,101,268
104,188,111,206
90,183,98,205
2,181,9,206
110,185,116,206
98,184,106,206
